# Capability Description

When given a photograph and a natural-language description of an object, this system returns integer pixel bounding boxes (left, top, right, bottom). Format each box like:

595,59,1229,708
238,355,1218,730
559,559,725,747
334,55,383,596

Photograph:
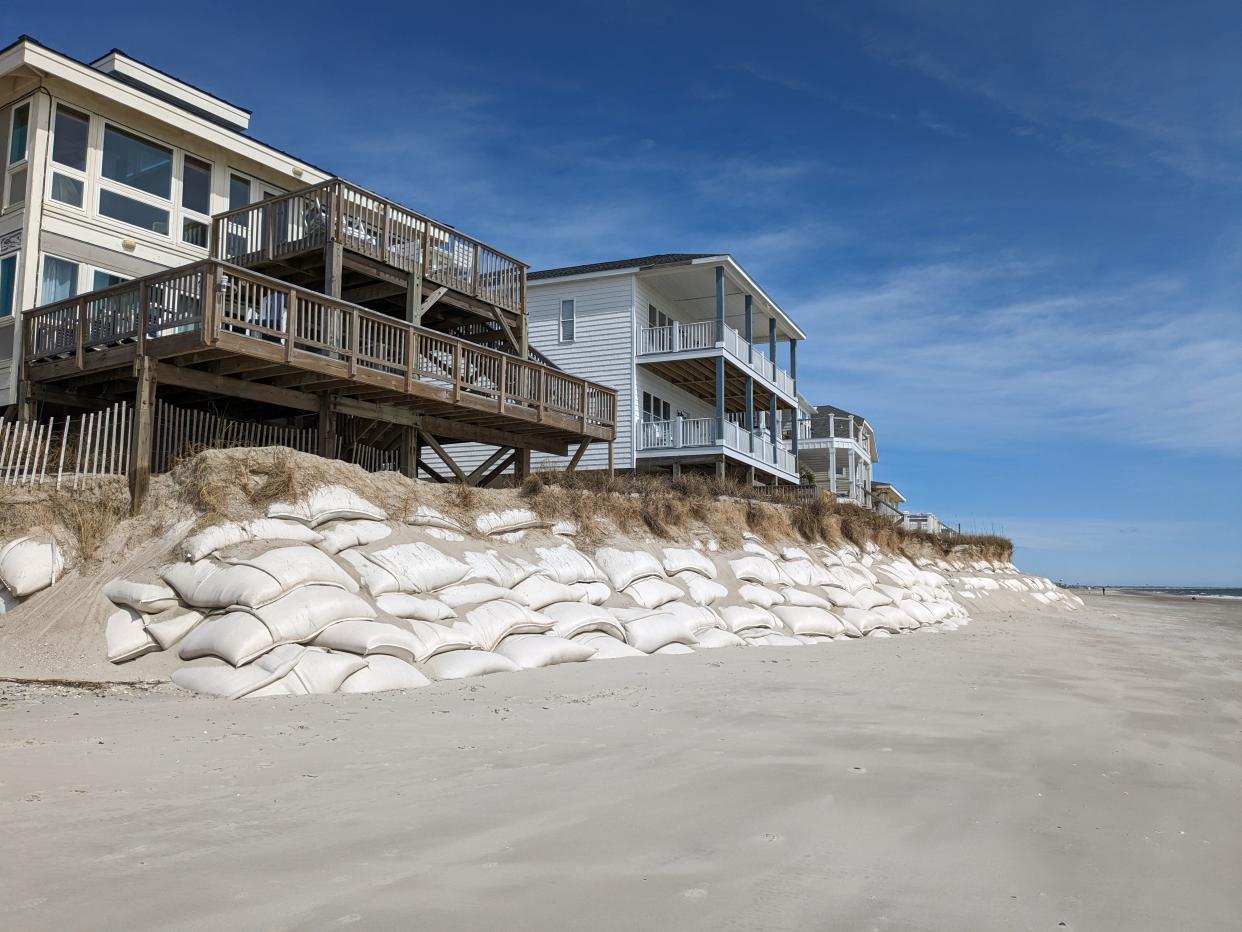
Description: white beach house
522,253,806,484
796,404,877,506
0,36,336,409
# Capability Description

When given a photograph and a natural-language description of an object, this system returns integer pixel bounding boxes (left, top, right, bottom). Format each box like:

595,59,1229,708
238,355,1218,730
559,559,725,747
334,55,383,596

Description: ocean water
1125,587,1242,600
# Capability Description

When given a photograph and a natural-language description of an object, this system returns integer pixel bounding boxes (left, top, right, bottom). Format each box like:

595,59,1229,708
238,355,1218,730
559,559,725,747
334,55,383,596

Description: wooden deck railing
24,260,615,439
209,179,527,316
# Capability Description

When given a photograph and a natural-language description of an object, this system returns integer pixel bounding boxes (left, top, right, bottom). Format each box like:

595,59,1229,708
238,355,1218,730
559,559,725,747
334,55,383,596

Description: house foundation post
127,357,157,515
318,394,337,459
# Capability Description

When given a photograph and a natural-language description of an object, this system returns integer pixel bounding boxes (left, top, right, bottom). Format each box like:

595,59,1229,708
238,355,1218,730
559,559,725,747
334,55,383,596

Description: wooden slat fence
150,401,318,472
0,402,131,489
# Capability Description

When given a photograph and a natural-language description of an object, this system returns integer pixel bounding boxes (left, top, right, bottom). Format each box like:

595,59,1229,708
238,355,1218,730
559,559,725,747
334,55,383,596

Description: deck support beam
466,446,512,486
607,440,614,476
514,448,531,482
479,450,516,488
565,437,590,472
127,357,157,515
418,430,468,483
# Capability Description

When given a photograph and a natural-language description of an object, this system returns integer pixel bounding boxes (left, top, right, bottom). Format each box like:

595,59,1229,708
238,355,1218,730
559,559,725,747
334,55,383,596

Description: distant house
796,404,876,506
511,253,807,483
902,512,948,535
872,481,905,520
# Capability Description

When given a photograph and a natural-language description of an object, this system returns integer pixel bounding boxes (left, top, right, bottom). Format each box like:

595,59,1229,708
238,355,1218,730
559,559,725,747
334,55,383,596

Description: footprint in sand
682,888,708,899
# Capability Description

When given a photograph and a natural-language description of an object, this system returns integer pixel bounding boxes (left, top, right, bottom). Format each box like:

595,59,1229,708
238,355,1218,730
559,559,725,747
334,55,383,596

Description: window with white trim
648,304,671,329
0,253,17,318
41,256,79,304
98,123,172,235
4,102,30,211
559,298,575,342
49,105,89,209
180,155,212,247
641,391,671,423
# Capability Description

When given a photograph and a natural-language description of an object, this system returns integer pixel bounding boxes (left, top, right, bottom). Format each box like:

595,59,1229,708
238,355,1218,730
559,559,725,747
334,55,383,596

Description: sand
3,591,1240,930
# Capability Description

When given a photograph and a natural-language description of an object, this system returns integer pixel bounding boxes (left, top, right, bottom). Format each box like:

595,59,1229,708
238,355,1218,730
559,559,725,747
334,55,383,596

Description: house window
41,256,79,303
101,125,172,198
0,254,16,318
181,156,212,247
4,102,30,211
559,298,575,342
49,105,90,208
642,391,671,423
92,269,128,291
229,173,251,210
648,304,671,329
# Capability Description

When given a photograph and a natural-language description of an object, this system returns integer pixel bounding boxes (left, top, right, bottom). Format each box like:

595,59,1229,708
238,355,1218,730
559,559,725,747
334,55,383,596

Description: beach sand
3,591,1240,930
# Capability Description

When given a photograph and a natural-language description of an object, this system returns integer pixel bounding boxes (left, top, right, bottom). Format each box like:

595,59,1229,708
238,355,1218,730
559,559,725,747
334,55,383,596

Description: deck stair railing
210,179,527,317
24,260,615,439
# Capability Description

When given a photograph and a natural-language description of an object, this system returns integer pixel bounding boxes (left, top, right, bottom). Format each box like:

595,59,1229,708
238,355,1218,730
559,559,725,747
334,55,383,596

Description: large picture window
50,105,90,208
181,156,212,247
101,125,172,198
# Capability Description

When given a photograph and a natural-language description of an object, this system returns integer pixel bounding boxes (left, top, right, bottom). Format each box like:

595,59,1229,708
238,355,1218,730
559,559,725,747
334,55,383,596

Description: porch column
715,265,726,343
849,448,857,501
768,389,777,459
829,442,837,496
715,356,726,440
790,341,799,457
744,376,754,454
768,317,777,363
127,357,157,515
744,294,753,363
324,242,343,298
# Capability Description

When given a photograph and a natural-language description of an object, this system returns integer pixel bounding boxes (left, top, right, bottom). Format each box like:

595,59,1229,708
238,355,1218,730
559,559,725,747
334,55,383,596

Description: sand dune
3,591,1239,930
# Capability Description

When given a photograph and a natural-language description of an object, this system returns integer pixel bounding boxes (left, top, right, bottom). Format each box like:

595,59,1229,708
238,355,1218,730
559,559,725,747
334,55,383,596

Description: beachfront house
1,36,616,501
902,512,948,535
517,253,806,484
796,404,877,506
872,481,905,520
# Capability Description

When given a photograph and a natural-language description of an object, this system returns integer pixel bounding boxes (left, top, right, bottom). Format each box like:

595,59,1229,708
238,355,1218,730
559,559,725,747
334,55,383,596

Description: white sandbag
568,581,611,605
165,546,357,609
900,600,934,626
100,577,179,614
827,565,869,594
742,541,779,560
476,508,544,536
661,547,717,579
404,504,464,531
425,527,465,542
311,619,428,664
782,547,812,561
495,633,596,669
694,627,746,649
677,572,728,606
144,610,205,650
106,607,157,663
730,556,782,587
595,547,664,590
870,605,909,633
368,542,470,594
781,588,833,609
623,577,684,610
717,604,779,634
840,606,885,634
738,583,784,608
780,559,832,587
771,605,845,637
653,642,695,655
421,649,519,680
173,659,281,698
248,646,368,696
375,592,456,622
535,545,606,585
540,602,627,640
572,631,646,659
338,655,432,693
0,536,63,598
622,613,696,653
178,585,374,665
875,583,909,603
317,519,392,554
456,600,553,651
463,550,538,589
820,586,860,609
853,588,894,611
551,520,578,537
181,519,324,561
435,582,514,609
338,549,400,596
510,574,584,610
654,600,723,633
267,485,387,527
867,629,893,638
405,619,478,657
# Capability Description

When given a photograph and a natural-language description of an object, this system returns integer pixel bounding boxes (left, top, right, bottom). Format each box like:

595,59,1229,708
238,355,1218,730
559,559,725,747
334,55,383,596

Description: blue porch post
715,357,726,443
768,318,778,461
744,294,753,363
768,317,777,362
790,339,799,458
744,375,754,453
715,265,725,344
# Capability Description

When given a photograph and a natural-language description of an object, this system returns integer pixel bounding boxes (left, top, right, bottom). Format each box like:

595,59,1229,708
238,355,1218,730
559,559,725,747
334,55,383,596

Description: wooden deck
210,179,527,335
22,260,616,463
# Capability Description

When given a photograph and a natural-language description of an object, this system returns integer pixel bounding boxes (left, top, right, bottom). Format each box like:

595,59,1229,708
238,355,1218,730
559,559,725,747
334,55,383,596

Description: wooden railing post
452,343,462,402
75,299,86,369
136,281,149,356
349,306,359,376
471,243,481,299
285,287,297,362
404,328,415,393
497,355,507,413
381,202,391,265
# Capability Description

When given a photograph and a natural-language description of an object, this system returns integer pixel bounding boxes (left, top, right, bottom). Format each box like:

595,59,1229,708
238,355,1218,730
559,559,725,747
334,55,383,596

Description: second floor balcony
636,319,796,398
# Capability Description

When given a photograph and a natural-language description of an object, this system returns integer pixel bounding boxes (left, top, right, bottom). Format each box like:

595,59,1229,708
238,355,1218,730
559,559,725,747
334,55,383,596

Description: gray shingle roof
528,253,719,281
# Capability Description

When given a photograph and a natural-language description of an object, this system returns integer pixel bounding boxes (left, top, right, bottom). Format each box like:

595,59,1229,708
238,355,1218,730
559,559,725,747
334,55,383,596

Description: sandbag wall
21,483,1076,698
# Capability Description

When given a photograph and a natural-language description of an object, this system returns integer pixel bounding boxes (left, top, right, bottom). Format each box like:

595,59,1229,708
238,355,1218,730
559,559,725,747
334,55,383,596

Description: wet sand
3,592,1240,930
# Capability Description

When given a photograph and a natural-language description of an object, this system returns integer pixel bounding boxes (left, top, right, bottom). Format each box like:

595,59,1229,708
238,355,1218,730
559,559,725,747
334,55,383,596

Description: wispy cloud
795,254,1242,457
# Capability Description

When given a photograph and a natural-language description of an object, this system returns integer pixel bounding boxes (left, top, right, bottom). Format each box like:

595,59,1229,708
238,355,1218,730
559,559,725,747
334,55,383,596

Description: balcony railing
636,416,797,476
23,260,615,439
210,179,527,316
636,321,796,397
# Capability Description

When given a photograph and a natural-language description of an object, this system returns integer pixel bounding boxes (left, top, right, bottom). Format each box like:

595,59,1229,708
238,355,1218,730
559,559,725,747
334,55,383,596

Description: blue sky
8,1,1241,584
